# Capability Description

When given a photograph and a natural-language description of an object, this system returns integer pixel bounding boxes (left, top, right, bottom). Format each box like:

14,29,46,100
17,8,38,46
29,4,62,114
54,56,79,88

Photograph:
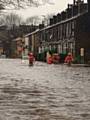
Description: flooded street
0,59,90,120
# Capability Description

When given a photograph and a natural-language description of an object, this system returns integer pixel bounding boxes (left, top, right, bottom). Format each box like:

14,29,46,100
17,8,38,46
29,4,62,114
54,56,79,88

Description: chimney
72,4,78,16
73,0,76,5
49,18,53,25
61,11,66,20
53,15,57,24
66,4,73,18
57,13,61,22
39,24,44,29
77,0,81,14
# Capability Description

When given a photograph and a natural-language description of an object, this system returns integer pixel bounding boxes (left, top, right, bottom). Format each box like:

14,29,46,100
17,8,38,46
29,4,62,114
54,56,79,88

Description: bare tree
26,16,41,25
0,13,22,27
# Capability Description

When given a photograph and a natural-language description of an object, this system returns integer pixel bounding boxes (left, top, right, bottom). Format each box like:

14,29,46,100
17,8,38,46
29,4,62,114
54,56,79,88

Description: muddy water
0,59,90,120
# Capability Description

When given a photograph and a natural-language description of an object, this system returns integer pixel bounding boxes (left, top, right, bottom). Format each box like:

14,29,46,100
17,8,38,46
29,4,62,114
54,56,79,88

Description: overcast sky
13,0,87,19
14,0,72,19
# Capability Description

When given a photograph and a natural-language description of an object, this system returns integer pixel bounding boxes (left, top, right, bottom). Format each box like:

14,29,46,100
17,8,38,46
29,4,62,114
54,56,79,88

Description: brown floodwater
0,59,90,120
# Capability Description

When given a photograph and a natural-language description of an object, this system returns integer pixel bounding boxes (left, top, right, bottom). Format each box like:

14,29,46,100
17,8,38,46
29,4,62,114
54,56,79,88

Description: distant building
11,37,23,58
0,25,38,58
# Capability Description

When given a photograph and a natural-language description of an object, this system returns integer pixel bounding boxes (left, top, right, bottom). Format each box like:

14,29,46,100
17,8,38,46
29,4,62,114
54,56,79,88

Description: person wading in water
64,53,73,66
28,52,35,66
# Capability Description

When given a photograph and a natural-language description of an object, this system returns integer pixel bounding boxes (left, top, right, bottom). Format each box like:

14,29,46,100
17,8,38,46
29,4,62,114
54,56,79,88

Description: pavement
71,64,90,67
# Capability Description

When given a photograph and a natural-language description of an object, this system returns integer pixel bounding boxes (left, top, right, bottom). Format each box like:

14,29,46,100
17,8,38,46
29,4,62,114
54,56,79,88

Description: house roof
13,37,22,41
24,29,39,37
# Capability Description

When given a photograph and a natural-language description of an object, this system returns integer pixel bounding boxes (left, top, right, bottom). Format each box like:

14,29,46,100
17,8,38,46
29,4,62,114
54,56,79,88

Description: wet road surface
0,59,90,120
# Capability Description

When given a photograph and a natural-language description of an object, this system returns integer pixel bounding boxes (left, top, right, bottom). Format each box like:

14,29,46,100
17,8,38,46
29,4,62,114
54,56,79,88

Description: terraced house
27,0,90,63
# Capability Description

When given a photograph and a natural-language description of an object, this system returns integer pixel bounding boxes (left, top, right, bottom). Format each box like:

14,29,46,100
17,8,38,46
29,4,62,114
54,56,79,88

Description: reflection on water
0,59,90,120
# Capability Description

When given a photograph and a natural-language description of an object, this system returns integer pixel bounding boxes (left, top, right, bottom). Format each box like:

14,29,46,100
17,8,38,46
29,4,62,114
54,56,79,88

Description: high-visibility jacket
47,56,53,64
65,55,73,63
28,53,34,62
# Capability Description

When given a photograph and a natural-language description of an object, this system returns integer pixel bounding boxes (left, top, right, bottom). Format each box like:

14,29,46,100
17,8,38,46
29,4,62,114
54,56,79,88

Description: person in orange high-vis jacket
46,52,53,64
52,54,60,64
65,53,73,66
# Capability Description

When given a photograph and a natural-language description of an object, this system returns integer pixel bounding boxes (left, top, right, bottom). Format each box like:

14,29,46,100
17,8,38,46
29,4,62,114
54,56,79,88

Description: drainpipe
87,0,90,15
